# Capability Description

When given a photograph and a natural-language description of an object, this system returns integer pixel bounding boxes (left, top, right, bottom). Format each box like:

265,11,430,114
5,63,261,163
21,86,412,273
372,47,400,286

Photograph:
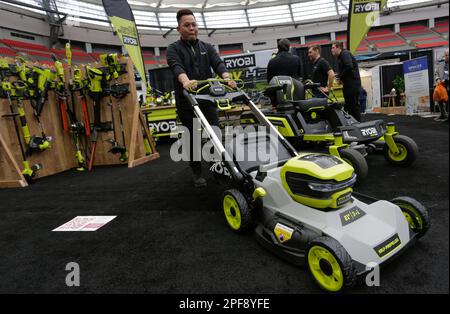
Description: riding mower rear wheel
384,135,418,167
340,148,368,184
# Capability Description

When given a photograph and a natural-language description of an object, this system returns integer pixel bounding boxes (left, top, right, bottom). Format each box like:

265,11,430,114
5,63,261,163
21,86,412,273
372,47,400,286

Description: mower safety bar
183,89,244,183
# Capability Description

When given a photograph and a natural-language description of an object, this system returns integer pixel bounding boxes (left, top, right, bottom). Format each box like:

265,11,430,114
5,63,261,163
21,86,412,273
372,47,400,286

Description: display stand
0,56,159,189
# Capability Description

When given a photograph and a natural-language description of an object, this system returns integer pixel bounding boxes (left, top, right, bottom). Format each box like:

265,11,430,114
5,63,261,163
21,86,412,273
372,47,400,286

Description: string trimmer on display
53,55,87,171
104,83,129,162
1,80,42,182
86,66,110,171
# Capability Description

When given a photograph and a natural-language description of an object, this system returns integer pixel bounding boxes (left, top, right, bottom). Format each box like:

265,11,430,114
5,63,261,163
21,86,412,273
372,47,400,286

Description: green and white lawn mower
184,79,430,293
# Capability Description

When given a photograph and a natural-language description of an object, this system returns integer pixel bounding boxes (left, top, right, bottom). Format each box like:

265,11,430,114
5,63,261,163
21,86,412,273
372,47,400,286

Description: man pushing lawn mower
182,78,430,293
167,8,236,188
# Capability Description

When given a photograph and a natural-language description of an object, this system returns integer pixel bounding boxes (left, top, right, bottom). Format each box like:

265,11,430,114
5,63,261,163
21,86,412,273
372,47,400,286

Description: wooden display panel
67,56,159,168
0,56,158,189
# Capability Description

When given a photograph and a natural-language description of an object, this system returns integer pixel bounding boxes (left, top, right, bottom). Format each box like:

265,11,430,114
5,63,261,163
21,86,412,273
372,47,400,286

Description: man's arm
327,69,335,90
319,59,334,92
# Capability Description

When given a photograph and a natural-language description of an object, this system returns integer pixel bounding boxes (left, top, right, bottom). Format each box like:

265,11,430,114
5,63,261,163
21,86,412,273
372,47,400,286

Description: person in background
308,45,335,98
433,78,448,122
359,86,367,114
331,41,362,122
267,38,302,82
167,8,236,187
435,49,449,121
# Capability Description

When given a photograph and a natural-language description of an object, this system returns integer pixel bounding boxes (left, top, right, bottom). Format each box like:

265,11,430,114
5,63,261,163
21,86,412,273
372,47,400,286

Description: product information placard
403,56,430,115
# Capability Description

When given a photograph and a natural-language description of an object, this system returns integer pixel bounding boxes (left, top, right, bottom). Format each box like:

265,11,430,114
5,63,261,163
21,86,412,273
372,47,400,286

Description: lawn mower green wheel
222,189,252,233
391,196,430,239
384,135,418,167
340,148,368,184
307,236,357,292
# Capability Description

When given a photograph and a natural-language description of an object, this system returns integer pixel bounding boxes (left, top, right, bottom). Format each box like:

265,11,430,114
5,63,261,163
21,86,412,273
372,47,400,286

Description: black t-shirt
312,57,332,87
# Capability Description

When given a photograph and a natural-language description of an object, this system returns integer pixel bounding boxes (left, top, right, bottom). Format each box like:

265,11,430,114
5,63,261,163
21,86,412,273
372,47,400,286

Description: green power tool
1,80,43,182
99,53,127,80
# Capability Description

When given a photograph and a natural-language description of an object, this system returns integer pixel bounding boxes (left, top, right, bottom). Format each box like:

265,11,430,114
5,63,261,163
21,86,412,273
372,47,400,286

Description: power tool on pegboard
86,65,112,171
103,83,130,162
29,65,55,117
1,80,43,182
0,58,15,80
69,67,91,136
14,57,34,86
53,55,87,171
25,64,53,152
53,57,70,132
99,53,127,80
1,57,52,155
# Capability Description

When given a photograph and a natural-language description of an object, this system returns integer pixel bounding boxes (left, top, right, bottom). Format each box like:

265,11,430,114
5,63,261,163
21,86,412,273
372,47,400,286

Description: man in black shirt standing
308,45,335,98
331,41,362,122
267,38,302,82
167,9,236,187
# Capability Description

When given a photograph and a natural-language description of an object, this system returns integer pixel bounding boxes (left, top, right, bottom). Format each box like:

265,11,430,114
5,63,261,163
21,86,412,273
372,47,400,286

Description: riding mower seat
290,98,328,113
265,76,305,106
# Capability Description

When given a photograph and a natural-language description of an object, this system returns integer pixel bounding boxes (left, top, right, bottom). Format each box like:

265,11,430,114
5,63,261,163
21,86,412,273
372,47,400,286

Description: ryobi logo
149,120,177,134
224,54,256,70
123,35,138,46
353,1,381,13
361,127,378,137
209,161,231,178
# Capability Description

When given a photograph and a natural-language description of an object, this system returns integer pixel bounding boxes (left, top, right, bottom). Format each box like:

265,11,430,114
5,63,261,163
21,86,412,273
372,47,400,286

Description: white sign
53,216,117,232
403,57,430,115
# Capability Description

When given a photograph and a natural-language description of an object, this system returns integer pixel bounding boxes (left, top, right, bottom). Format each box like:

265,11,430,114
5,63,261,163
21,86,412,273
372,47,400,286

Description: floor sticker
53,216,117,232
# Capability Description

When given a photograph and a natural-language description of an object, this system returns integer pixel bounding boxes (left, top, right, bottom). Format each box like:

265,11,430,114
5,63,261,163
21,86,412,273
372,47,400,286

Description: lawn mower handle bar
183,89,244,182
183,85,298,178
183,86,297,159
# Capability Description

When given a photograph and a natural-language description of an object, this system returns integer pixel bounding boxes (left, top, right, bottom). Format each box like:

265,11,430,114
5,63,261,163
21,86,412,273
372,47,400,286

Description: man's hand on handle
319,86,329,93
222,72,237,89
183,80,198,91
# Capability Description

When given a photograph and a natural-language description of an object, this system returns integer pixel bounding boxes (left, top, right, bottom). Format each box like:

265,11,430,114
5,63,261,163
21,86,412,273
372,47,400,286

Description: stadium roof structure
1,0,446,32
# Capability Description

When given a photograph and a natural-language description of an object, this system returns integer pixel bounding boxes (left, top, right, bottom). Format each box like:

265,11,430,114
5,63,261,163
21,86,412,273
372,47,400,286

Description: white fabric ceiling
127,0,283,10
5,0,440,30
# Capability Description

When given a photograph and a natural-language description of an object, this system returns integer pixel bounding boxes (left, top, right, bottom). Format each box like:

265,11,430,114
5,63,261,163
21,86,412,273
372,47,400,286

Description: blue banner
403,56,428,74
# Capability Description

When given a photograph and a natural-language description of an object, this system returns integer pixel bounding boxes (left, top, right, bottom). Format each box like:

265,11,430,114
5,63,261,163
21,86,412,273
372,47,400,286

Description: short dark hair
331,41,344,50
278,38,291,52
309,45,321,54
176,9,195,25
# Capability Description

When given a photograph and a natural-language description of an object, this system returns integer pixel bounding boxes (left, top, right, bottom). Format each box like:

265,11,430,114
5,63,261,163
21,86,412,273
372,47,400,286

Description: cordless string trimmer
104,83,129,162
1,80,42,182
53,54,86,171
86,65,110,171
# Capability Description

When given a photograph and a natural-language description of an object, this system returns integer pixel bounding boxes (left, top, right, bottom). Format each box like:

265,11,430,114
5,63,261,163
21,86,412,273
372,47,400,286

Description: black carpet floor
0,114,448,294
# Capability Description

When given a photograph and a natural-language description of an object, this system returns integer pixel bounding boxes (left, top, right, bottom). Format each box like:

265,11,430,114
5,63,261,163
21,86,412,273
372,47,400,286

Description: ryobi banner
102,0,147,88
218,51,274,89
347,0,387,54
